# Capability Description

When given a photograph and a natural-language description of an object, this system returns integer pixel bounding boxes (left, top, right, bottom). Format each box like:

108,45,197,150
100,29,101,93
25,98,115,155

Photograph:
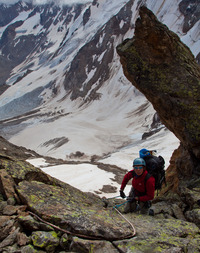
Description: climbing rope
28,202,136,241
112,200,136,237
113,207,136,237
28,211,103,240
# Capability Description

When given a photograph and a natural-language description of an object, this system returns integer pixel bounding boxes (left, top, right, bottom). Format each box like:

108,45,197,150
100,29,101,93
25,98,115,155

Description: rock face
117,6,200,179
0,5,200,252
0,137,200,252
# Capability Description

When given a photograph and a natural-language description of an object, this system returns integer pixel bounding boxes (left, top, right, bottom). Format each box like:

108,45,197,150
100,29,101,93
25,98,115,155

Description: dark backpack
143,155,166,191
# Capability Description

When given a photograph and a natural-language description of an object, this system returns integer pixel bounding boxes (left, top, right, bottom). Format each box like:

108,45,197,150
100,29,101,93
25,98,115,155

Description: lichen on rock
117,6,200,190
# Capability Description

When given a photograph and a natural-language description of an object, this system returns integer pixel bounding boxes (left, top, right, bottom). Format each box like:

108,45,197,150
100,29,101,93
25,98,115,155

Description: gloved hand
120,190,126,199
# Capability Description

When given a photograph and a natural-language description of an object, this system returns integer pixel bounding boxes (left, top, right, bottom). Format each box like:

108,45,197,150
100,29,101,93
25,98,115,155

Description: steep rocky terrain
0,6,200,251
0,2,200,252
0,134,200,252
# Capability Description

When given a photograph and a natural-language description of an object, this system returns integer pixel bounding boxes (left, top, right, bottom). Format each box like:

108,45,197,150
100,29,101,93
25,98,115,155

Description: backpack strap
144,173,151,187
145,172,162,196
144,172,161,196
131,170,136,177
144,173,151,195
144,173,151,182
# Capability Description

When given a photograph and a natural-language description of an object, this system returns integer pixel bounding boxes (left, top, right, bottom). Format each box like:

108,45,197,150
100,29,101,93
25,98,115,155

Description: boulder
16,180,133,241
0,169,18,200
70,237,118,253
18,215,54,232
0,216,15,241
113,213,200,252
0,227,20,249
31,231,59,252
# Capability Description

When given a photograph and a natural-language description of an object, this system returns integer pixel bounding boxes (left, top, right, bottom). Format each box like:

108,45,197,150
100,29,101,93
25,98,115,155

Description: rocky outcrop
0,135,200,252
116,8,200,249
117,6,200,181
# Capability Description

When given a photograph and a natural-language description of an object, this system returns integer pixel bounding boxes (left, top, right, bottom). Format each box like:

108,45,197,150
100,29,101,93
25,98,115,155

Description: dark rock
31,231,60,252
17,232,30,247
70,237,118,253
60,233,71,251
0,169,18,201
0,216,15,241
83,7,91,26
0,227,20,249
179,0,200,33
0,201,7,214
0,2,32,27
16,180,133,241
20,244,40,253
185,208,200,227
63,0,134,102
3,205,19,216
18,215,54,232
7,197,16,206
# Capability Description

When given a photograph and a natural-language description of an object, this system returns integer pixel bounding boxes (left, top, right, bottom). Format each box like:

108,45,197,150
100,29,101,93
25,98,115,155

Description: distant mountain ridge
0,0,199,162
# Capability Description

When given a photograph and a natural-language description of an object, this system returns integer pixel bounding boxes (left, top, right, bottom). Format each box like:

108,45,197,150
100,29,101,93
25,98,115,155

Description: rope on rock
28,208,136,241
28,211,103,240
113,207,136,237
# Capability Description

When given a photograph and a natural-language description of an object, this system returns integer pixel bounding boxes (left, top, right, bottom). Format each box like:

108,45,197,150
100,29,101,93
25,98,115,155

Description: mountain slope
0,0,199,166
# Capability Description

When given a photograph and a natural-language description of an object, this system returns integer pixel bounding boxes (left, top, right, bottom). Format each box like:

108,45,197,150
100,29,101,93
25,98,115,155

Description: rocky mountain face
117,4,200,228
0,1,200,252
0,135,200,252
0,0,199,161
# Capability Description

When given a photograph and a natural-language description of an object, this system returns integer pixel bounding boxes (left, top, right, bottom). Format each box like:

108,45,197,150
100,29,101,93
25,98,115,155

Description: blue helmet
133,158,146,167
139,148,150,159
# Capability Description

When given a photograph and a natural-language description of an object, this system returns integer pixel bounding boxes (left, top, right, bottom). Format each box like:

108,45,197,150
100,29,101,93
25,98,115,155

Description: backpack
143,155,166,191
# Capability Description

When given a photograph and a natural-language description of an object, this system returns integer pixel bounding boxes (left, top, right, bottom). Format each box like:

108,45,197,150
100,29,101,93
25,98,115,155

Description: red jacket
120,170,155,202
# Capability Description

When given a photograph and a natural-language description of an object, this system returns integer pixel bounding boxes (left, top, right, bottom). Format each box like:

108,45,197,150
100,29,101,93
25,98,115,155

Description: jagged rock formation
116,5,200,248
117,6,200,180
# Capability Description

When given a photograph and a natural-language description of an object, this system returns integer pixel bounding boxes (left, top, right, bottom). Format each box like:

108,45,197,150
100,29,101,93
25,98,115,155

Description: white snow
27,158,132,198
15,13,43,39
0,0,196,198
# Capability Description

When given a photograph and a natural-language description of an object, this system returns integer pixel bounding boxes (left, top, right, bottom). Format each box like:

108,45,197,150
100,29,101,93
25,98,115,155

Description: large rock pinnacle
117,6,200,177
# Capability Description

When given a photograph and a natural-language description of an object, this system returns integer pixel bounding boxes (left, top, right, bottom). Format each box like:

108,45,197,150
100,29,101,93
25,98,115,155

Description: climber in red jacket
120,157,155,214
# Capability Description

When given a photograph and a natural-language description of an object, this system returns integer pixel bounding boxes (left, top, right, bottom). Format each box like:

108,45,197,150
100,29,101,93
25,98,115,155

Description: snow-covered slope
0,0,199,169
